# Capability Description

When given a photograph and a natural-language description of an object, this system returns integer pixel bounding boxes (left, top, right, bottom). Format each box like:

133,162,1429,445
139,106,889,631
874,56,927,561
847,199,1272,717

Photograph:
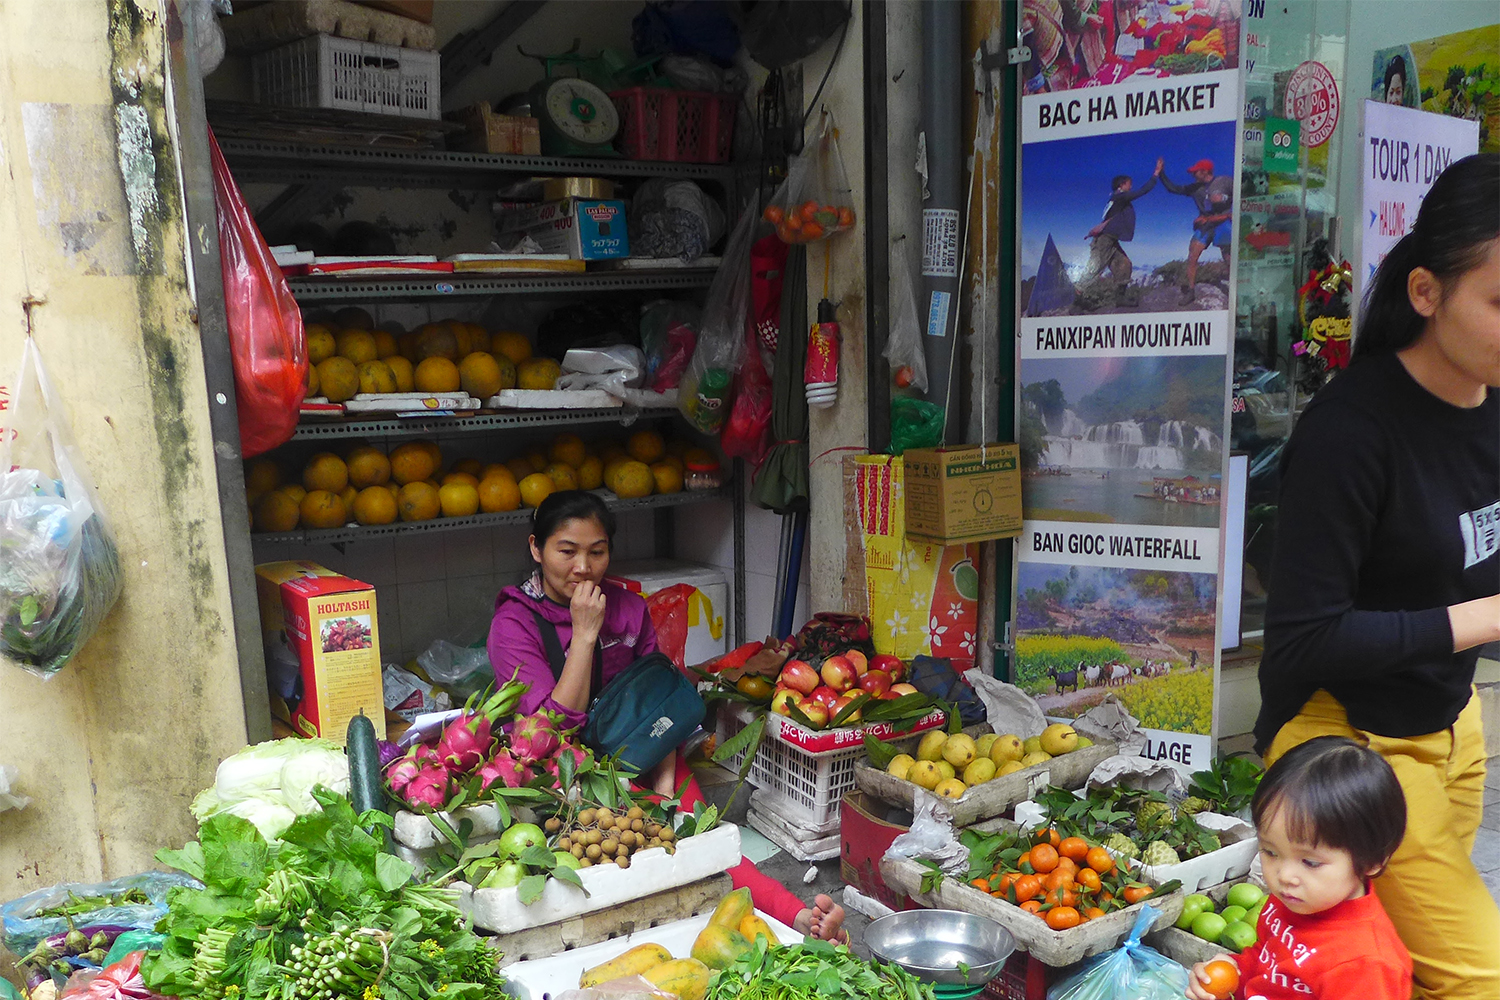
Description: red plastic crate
610,87,736,163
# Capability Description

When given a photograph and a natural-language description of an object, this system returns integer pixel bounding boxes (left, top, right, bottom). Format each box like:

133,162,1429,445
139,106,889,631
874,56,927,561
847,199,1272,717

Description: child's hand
1186,954,1237,1000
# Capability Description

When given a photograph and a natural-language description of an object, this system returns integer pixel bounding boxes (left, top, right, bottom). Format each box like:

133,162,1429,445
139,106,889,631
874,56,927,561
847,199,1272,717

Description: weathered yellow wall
0,0,247,891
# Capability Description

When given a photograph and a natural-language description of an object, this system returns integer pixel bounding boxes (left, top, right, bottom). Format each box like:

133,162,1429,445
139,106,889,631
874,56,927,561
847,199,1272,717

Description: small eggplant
88,930,110,950
19,959,50,992
63,929,89,954
79,948,107,965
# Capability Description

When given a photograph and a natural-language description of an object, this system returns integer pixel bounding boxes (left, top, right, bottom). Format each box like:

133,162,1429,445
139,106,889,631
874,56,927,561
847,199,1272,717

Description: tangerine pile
967,827,1157,931
763,199,856,244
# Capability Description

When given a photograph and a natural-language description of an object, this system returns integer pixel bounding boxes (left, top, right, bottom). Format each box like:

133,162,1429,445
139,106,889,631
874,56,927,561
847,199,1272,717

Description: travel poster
1015,67,1238,769
1373,24,1499,153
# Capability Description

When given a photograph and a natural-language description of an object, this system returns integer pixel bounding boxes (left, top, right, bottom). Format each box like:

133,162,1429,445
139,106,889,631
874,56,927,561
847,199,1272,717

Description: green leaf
550,865,587,893
519,845,556,869
156,841,206,881
863,733,899,770
375,852,414,892
832,692,871,727
517,874,547,905
712,711,766,766
427,811,467,853
18,595,38,627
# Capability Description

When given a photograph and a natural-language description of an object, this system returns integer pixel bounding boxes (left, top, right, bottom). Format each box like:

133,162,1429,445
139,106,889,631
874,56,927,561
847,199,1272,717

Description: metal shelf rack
251,486,729,547
287,270,715,302
289,405,681,442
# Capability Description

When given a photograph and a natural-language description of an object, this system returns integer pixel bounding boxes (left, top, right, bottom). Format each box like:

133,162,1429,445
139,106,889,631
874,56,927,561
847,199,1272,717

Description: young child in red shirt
1186,736,1412,1000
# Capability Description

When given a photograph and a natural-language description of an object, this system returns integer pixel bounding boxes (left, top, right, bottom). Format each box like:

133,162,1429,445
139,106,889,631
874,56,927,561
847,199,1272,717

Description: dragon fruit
510,712,562,763
477,750,535,792
402,766,451,809
385,753,424,796
557,743,589,771
437,713,496,774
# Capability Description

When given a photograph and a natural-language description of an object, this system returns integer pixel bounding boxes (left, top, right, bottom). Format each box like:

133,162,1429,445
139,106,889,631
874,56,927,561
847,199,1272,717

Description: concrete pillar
0,0,249,890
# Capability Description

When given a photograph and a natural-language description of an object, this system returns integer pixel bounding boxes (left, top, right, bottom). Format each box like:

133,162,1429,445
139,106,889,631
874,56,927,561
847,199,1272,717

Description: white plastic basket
251,33,440,119
716,703,862,829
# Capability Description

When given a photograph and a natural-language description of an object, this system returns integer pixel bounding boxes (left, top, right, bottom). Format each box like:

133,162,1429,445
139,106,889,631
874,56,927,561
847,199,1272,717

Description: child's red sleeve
1321,957,1411,1000
1234,944,1259,992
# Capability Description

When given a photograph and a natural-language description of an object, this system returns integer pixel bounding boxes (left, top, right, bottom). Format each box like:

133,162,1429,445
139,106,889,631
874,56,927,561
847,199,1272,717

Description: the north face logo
649,716,673,739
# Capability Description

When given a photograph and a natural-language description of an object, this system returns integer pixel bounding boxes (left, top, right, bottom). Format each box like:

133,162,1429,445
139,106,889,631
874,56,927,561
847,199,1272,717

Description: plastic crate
252,33,440,119
609,87,736,163
715,703,862,829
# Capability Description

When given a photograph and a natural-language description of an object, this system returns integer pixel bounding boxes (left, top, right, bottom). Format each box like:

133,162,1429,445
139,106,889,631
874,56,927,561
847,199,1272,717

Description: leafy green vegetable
863,733,899,770
1189,754,1264,815
144,787,505,1000
708,937,936,1000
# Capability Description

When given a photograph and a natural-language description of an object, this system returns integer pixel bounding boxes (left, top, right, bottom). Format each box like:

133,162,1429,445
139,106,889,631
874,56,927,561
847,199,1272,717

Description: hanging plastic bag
680,201,757,434
208,129,306,458
883,238,929,391
763,111,856,244
0,340,123,679
1047,906,1189,1000
640,300,700,392
720,328,773,463
889,397,945,455
645,583,694,670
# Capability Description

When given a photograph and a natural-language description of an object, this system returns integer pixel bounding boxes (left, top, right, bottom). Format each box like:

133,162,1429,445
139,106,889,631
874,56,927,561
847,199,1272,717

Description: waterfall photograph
1019,355,1225,527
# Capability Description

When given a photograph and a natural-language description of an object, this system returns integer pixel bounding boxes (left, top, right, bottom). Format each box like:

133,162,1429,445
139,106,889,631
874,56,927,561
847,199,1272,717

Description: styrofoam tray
500,907,799,1000
462,823,743,934
394,803,505,849
746,800,840,862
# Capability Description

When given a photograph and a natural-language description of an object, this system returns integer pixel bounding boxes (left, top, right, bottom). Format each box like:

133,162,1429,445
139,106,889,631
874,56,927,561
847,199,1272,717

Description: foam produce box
455,823,742,935
854,723,1118,827
499,907,800,1000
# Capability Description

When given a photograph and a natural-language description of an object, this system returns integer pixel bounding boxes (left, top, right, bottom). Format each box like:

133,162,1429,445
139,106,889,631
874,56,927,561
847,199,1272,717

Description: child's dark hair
1251,736,1406,876
1355,153,1498,360
1383,55,1406,95
1112,174,1132,191
530,490,616,547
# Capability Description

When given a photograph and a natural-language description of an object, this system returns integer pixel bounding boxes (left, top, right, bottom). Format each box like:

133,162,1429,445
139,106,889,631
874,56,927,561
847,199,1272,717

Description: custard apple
1103,832,1139,861
1179,796,1213,816
1142,840,1181,867
1135,800,1174,832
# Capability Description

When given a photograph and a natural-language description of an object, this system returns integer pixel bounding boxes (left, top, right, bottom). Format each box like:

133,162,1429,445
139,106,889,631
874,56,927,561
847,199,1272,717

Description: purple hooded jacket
488,572,658,730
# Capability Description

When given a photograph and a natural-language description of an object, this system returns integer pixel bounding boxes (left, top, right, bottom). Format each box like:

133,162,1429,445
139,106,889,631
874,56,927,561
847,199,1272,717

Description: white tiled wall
252,509,660,663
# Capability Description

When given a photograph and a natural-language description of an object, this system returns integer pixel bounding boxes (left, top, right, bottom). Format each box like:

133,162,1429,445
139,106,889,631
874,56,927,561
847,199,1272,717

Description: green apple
498,822,547,859
1190,912,1228,942
1220,920,1258,952
479,860,525,889
1227,882,1265,911
1220,905,1247,925
1176,893,1215,930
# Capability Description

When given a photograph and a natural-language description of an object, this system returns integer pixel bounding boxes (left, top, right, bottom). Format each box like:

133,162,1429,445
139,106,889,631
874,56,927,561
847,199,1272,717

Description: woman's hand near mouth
570,579,608,642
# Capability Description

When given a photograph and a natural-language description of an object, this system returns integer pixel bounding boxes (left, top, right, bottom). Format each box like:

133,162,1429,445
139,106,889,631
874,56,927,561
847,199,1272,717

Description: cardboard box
448,102,540,155
838,792,917,913
497,199,630,260
902,444,1022,544
352,1,434,23
255,561,385,743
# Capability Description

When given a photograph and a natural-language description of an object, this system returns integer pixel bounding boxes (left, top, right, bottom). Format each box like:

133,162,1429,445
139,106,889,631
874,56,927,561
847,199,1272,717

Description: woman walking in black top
1256,154,1500,999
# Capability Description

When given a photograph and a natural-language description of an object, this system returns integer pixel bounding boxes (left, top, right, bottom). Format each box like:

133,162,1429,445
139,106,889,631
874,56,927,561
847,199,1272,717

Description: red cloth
1234,891,1411,999
672,753,808,929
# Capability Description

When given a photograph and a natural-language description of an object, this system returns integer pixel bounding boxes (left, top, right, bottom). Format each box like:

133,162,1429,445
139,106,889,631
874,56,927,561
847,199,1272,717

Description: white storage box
252,33,440,119
609,560,728,667
500,908,800,1000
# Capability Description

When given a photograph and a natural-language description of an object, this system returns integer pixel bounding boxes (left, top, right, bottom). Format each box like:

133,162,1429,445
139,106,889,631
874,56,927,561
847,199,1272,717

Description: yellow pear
962,758,996,785
935,761,957,781
942,734,977,768
908,760,942,790
996,760,1027,777
989,734,1025,765
1019,750,1053,767
934,778,967,799
974,734,999,759
1022,735,1045,756
886,754,916,781
915,731,949,763
1040,722,1080,756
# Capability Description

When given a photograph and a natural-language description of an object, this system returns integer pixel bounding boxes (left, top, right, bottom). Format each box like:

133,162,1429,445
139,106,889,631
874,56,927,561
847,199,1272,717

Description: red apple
798,701,830,729
878,689,901,700
858,670,892,696
779,659,820,695
771,689,804,716
889,682,919,697
830,695,862,724
871,654,905,681
820,655,858,692
808,685,842,709
845,649,869,676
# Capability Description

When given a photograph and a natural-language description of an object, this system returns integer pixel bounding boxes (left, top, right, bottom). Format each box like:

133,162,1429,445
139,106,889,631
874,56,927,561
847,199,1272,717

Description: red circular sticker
1285,61,1340,147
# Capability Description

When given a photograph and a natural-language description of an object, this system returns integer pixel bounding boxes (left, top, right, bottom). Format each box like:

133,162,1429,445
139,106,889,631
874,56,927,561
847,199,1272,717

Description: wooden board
1144,877,1265,969
487,873,733,968
853,729,1119,827
221,0,437,52
881,856,1182,967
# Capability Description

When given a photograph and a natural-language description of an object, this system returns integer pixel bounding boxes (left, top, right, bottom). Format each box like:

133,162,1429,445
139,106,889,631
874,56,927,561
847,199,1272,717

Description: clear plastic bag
883,238,929,391
1047,906,1190,1000
680,201,758,434
1,873,198,957
0,339,123,678
640,301,700,392
554,975,673,1000
416,640,493,702
209,129,306,458
719,328,773,463
763,111,856,244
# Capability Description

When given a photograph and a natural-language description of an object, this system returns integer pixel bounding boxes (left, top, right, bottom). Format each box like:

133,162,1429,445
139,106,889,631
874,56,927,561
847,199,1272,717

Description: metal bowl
863,909,1016,986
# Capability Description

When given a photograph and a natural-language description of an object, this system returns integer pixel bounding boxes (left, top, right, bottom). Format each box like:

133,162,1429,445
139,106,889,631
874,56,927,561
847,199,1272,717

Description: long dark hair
530,490,616,548
1355,153,1499,360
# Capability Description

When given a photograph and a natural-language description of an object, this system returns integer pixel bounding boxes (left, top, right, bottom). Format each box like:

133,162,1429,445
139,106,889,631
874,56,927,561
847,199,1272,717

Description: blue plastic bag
1047,905,1191,1000
0,873,197,957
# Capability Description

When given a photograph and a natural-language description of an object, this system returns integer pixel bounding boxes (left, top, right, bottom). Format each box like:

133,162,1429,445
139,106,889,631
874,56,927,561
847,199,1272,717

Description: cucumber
345,711,387,817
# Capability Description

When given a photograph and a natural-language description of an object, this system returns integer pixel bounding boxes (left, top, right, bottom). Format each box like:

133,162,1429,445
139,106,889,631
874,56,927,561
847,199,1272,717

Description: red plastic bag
208,129,306,458
719,329,772,464
645,584,695,670
61,952,168,1000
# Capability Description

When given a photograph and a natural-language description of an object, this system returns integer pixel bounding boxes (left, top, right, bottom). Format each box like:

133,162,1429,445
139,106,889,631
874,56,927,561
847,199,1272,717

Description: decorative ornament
1293,259,1354,393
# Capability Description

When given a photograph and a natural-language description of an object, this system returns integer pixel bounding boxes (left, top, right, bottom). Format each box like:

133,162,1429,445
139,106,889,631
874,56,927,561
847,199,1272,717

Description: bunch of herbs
707,937,936,1000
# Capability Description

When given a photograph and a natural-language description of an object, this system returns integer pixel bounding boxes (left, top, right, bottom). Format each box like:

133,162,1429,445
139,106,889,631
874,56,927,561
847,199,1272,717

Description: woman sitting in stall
487,490,847,943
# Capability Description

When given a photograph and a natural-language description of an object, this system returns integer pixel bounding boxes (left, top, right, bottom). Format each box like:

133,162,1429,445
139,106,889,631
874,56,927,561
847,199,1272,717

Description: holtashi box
497,198,629,259
255,561,385,744
901,444,1022,545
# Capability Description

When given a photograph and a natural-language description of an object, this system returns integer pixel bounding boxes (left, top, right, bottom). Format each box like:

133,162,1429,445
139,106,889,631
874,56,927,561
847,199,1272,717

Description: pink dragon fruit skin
478,750,534,791
403,766,450,809
385,754,424,795
557,743,589,770
437,713,495,774
412,743,441,765
509,712,561,763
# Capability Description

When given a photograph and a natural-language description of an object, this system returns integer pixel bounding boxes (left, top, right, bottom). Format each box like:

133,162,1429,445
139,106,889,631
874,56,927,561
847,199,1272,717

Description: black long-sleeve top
1097,175,1157,241
1254,352,1500,751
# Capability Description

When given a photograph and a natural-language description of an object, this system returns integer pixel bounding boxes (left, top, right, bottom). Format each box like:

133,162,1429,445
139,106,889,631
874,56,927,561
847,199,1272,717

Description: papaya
690,924,751,970
739,913,779,946
708,887,754,929
643,958,712,1000
578,942,672,988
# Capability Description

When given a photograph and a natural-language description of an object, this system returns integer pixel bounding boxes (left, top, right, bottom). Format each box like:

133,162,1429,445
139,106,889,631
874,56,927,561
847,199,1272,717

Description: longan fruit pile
543,807,678,869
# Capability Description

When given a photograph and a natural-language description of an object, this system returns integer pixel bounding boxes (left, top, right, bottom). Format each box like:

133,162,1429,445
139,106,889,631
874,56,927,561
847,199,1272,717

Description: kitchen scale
520,42,621,157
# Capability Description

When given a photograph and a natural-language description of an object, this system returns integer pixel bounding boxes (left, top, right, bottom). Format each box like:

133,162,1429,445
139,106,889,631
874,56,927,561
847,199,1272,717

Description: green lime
1220,920,1258,952
1176,893,1215,930
1220,905,1247,925
1190,912,1228,942
1227,882,1265,910
952,560,980,601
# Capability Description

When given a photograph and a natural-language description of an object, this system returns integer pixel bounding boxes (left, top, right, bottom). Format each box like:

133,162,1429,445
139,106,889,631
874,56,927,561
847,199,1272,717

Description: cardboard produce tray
881,855,1182,967
854,727,1118,826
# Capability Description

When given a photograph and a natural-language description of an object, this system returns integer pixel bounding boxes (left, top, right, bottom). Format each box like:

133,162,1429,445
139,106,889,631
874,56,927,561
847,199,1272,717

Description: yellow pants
1266,689,1500,1000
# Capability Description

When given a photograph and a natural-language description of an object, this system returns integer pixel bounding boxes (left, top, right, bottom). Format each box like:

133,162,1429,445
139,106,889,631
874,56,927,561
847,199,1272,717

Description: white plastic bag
680,201,757,434
1047,906,1190,1000
883,237,929,391
0,339,122,678
0,764,30,814
885,791,969,875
